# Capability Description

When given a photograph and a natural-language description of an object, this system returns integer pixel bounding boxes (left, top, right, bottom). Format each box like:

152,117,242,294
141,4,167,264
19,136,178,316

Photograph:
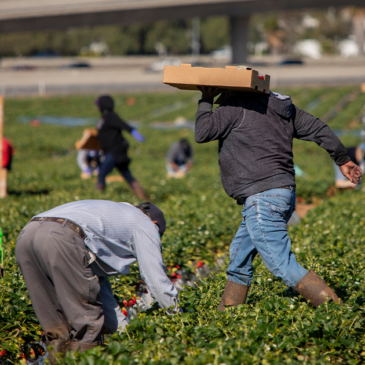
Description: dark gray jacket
195,91,350,199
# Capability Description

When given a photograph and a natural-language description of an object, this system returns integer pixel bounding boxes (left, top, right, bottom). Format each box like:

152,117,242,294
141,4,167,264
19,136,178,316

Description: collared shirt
35,200,178,328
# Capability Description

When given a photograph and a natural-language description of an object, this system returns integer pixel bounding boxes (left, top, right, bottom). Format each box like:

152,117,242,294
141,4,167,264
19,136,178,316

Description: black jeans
98,152,135,185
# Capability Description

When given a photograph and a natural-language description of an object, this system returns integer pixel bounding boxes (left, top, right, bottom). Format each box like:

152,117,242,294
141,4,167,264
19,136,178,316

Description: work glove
131,129,145,142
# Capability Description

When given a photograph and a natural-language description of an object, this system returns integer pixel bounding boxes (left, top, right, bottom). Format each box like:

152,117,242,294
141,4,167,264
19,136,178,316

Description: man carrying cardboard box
195,87,361,309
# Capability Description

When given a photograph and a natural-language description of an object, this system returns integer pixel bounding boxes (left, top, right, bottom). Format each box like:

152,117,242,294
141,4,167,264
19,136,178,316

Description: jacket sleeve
194,98,242,143
132,226,178,310
293,105,350,166
113,114,134,134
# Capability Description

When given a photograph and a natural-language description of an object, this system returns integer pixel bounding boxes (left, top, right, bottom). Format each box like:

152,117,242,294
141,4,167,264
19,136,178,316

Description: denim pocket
267,203,289,226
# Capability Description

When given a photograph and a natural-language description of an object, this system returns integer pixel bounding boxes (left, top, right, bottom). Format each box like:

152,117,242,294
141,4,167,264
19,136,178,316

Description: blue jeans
227,187,308,288
98,152,135,185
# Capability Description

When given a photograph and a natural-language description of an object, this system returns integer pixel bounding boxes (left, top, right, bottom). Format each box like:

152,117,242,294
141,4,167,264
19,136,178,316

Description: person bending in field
16,200,178,363
195,87,361,310
95,95,148,200
77,149,100,179
166,138,194,178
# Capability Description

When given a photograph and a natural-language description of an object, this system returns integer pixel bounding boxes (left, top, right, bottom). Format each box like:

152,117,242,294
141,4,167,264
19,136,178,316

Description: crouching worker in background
195,87,362,310
77,149,100,179
166,138,194,178
15,200,178,363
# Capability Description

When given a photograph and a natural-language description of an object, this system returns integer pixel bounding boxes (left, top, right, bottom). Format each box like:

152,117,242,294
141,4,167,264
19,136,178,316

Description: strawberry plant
0,88,365,363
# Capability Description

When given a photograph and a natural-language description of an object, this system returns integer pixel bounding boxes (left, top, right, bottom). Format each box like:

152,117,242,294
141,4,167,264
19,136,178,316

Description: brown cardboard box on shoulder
163,64,270,94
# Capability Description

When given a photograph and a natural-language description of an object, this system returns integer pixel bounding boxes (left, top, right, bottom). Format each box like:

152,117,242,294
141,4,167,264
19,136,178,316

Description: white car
211,45,232,60
147,58,181,72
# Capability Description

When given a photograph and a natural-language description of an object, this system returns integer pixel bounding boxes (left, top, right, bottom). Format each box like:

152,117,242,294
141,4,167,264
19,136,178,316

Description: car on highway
146,58,181,72
32,50,60,58
210,45,232,60
61,61,91,69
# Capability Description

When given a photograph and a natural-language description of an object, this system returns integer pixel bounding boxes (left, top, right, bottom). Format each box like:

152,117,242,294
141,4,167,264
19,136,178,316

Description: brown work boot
129,181,148,200
218,280,249,311
46,340,70,364
67,341,99,353
294,270,341,308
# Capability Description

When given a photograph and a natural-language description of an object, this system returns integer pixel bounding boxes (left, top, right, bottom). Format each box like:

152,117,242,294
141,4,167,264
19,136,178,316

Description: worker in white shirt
15,200,178,364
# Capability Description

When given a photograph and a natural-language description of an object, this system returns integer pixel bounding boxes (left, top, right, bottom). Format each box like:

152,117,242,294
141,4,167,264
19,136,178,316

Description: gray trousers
15,220,104,343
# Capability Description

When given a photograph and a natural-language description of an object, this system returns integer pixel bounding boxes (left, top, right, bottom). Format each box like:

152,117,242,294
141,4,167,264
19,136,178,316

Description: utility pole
191,17,200,64
0,96,6,198
353,9,365,56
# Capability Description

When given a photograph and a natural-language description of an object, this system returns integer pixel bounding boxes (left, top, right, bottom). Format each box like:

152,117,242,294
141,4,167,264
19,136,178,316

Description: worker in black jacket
95,95,148,200
195,87,361,310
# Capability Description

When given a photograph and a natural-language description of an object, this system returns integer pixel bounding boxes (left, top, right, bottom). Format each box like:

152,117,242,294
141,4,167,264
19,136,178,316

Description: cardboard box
75,128,101,150
163,64,270,94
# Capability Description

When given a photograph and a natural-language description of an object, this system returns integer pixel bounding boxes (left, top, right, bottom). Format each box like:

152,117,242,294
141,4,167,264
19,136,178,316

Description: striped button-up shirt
35,200,178,332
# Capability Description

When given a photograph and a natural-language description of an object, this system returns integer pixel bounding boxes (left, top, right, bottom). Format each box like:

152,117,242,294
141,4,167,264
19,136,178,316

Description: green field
1,86,365,364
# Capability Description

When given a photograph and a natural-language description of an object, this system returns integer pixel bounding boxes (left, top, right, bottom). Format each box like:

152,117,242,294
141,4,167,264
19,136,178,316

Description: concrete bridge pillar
230,14,250,65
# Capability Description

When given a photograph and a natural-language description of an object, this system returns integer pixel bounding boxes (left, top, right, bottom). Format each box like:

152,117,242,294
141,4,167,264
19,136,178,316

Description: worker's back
195,92,296,198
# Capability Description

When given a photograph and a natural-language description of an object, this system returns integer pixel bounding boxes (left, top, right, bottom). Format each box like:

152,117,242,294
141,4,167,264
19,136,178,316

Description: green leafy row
0,88,364,363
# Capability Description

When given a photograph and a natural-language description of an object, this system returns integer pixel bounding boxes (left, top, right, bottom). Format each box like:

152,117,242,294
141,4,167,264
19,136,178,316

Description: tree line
0,9,362,58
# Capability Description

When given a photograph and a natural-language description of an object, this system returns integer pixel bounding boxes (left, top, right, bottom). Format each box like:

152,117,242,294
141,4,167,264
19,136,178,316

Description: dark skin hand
197,86,223,99
340,161,362,184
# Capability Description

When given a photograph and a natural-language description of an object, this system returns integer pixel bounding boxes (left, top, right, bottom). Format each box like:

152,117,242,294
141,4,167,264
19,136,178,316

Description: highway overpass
1,0,364,63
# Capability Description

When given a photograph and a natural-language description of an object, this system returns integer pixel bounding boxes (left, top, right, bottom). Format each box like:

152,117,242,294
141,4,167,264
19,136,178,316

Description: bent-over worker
16,200,178,363
166,138,194,178
195,87,361,310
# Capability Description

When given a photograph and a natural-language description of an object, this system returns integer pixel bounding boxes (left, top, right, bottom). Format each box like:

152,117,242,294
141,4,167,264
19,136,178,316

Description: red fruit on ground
0,349,7,356
126,98,136,106
197,261,203,268
175,265,180,269
122,309,128,317
176,274,181,279
123,300,130,307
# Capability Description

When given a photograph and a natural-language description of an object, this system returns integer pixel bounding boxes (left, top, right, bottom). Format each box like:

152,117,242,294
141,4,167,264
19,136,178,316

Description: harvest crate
75,128,101,150
163,64,270,93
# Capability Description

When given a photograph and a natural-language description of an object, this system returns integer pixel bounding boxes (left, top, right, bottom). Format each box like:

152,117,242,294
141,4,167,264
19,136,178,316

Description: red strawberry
176,274,181,279
129,299,136,306
0,349,7,357
197,261,203,268
123,300,130,307
122,309,128,317
175,265,180,269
